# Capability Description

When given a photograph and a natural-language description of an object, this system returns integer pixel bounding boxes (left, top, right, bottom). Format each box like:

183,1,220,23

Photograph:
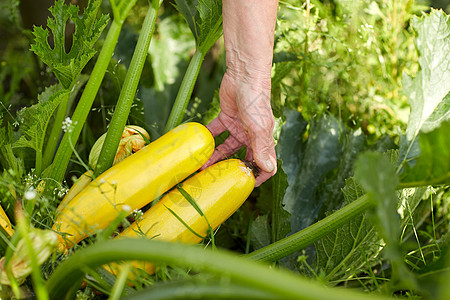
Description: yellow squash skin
115,159,255,275
53,122,214,251
0,205,14,237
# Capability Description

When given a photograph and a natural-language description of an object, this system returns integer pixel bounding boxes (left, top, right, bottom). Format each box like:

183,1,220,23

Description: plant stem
42,91,70,172
35,149,42,179
164,50,205,133
123,278,275,300
245,194,372,262
109,263,131,300
48,20,123,183
46,238,391,300
16,215,49,300
94,0,161,176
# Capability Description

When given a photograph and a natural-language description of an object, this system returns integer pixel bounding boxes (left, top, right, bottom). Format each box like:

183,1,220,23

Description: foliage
0,0,449,299
31,0,109,90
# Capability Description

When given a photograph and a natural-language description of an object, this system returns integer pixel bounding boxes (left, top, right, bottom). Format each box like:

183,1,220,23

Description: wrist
225,58,272,88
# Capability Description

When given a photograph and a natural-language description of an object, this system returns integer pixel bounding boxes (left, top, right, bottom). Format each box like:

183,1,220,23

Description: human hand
201,70,277,187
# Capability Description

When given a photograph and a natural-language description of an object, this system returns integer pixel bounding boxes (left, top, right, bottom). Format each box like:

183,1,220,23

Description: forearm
222,0,278,83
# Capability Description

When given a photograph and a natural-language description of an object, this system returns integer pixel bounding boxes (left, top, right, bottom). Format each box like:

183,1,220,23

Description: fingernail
265,159,274,172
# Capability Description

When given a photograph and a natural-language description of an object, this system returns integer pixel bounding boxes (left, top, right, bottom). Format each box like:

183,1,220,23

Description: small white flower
24,188,36,200
62,117,74,133
57,187,69,198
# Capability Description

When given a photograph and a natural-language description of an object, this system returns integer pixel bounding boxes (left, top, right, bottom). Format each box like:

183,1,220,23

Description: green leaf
173,0,199,44
13,87,70,174
271,160,291,244
400,9,450,162
354,151,417,290
355,152,399,251
174,0,223,53
314,178,381,282
196,0,223,53
250,162,291,252
280,113,343,233
421,92,450,133
201,89,221,125
0,121,23,178
177,185,205,217
249,214,271,251
163,204,206,240
399,120,450,187
30,0,109,89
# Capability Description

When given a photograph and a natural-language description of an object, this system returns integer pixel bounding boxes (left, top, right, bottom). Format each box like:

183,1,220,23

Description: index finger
206,118,226,138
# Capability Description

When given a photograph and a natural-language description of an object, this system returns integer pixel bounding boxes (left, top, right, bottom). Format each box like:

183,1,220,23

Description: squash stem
94,0,162,176
42,91,70,173
164,50,205,133
48,20,123,184
46,239,392,300
245,194,372,262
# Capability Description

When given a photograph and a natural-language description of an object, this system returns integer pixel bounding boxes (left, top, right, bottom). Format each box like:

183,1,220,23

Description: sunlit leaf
400,9,450,166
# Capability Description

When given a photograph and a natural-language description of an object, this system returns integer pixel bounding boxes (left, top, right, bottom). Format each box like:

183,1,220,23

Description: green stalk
49,20,123,183
35,149,42,179
123,278,275,300
164,50,205,132
16,217,49,300
46,239,392,300
94,0,161,176
42,92,70,172
109,263,131,300
245,194,372,262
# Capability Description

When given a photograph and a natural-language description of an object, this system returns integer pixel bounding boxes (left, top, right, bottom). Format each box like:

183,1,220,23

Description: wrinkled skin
202,0,279,187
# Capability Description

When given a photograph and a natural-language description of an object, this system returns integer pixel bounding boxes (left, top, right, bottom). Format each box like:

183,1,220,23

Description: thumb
252,140,276,173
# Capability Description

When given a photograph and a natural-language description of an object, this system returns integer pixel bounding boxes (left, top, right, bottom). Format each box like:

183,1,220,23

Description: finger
251,134,276,173
245,147,254,163
206,117,227,137
200,136,242,170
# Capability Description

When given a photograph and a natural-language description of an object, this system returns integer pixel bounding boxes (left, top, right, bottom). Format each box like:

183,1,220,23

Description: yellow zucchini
57,126,150,214
0,205,14,237
56,170,94,215
53,122,214,251
114,158,255,275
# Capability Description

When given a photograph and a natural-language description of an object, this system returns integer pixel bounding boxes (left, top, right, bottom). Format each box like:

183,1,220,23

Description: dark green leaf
249,214,271,251
281,113,343,233
317,129,368,216
271,160,291,243
30,0,109,89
